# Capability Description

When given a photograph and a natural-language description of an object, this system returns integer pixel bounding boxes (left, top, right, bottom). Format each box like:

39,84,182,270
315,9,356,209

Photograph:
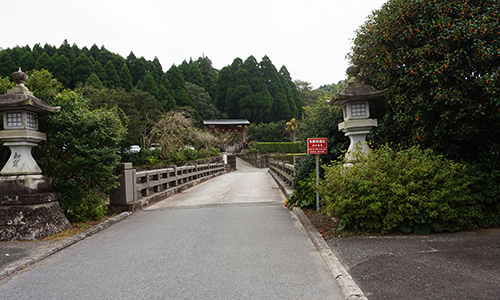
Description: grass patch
43,215,115,241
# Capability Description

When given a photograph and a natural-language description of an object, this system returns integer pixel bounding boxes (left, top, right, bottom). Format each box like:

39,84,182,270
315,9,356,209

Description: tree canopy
0,40,305,135
216,55,303,123
185,82,218,119
294,80,318,107
71,53,93,87
0,51,16,76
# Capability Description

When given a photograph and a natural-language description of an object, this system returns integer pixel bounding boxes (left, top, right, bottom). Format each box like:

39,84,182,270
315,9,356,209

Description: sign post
307,138,327,212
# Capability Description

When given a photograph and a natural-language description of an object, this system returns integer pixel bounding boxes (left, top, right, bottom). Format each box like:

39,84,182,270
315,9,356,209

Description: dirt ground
302,208,338,239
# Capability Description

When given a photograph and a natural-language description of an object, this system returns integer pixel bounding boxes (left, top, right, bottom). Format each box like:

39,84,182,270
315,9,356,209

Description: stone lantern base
0,175,70,241
338,118,378,164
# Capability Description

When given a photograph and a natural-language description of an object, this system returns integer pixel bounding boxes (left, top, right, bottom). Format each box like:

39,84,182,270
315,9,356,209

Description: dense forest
0,40,310,144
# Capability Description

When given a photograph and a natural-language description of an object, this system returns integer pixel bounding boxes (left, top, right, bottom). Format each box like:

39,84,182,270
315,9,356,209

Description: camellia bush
318,146,500,234
349,0,500,169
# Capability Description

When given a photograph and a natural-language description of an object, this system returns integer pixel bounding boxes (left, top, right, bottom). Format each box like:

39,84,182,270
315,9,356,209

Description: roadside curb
0,211,132,281
292,207,368,300
268,166,367,299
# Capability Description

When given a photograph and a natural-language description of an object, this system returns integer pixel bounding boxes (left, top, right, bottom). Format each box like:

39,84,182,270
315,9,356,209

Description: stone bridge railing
110,160,225,213
269,159,294,186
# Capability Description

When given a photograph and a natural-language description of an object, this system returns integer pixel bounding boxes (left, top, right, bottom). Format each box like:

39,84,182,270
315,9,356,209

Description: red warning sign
307,138,327,154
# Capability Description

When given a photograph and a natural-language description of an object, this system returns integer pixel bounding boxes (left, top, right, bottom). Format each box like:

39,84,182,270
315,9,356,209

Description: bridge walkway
0,157,345,299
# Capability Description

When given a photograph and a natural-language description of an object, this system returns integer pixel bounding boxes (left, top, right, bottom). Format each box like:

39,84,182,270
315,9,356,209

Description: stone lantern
0,69,70,241
0,68,60,175
329,66,386,164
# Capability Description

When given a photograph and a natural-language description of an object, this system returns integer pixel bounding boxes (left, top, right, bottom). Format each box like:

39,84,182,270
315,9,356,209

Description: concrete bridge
0,157,347,299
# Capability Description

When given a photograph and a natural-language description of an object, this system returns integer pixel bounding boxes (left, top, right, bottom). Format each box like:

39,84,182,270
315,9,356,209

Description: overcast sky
3,0,387,89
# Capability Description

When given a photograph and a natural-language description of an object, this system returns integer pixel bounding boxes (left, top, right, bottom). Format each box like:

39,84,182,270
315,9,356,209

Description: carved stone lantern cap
329,65,386,106
0,68,60,114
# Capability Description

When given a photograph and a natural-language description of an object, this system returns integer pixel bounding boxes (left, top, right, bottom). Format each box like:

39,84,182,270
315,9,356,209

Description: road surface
0,158,344,299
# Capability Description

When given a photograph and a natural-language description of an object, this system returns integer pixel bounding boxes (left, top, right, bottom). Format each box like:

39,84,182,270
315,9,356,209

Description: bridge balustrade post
110,163,137,205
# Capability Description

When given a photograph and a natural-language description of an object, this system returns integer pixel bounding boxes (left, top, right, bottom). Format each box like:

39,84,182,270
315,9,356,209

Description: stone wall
0,175,70,241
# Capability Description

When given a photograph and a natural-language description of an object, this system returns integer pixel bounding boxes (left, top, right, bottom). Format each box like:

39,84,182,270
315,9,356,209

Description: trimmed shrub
319,146,500,234
209,147,220,157
245,149,258,155
123,147,221,169
198,148,207,159
183,148,199,161
289,171,317,208
165,151,187,166
287,155,316,208
122,149,162,167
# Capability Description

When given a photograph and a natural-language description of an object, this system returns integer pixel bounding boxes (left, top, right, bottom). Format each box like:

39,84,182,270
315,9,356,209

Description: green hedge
318,146,500,234
257,142,301,154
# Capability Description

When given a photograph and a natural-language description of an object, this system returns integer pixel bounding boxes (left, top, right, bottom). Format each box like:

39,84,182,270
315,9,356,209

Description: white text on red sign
307,138,328,154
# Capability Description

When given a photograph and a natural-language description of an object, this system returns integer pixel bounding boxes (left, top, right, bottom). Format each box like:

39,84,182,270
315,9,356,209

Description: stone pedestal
0,130,46,175
0,175,70,241
338,119,378,163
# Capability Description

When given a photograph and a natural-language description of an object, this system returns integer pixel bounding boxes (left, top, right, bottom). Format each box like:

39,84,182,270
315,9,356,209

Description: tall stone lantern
0,69,70,241
329,66,386,165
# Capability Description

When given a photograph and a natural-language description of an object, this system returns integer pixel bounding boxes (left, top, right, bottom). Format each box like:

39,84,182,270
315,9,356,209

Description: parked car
149,143,161,150
129,145,141,153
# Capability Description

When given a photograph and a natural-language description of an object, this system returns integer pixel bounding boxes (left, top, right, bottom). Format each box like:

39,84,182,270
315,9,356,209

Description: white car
149,143,161,150
129,145,141,153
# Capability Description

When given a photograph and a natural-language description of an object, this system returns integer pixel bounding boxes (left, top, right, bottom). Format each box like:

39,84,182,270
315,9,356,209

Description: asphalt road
0,158,344,299
327,228,500,300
